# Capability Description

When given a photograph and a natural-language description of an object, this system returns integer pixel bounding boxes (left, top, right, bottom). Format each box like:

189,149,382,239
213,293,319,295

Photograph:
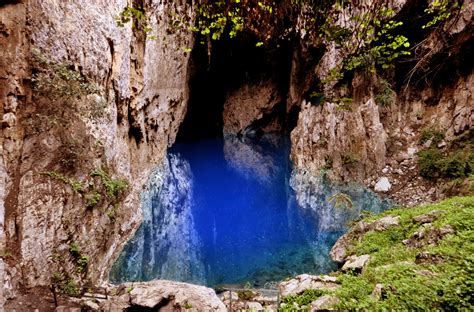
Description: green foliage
422,0,462,29
418,149,473,179
281,289,329,311
375,79,396,107
419,127,445,145
237,290,256,301
31,50,101,100
337,196,473,310
69,242,88,274
90,168,128,200
40,171,84,193
342,152,360,165
63,279,81,297
85,192,101,209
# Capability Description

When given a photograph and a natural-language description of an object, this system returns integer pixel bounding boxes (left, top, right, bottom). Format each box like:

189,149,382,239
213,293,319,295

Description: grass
280,196,474,311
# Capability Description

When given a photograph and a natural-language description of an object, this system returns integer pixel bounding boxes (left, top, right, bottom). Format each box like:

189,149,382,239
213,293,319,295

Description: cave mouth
176,36,294,142
110,135,391,288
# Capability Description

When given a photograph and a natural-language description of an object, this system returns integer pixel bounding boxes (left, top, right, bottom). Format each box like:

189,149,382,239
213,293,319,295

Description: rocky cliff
0,0,472,309
1,0,194,306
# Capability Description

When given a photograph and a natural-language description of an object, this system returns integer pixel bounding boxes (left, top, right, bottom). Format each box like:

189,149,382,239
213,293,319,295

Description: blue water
110,135,390,287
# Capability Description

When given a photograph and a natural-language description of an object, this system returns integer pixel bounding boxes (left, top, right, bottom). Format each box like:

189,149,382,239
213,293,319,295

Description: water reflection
110,135,391,287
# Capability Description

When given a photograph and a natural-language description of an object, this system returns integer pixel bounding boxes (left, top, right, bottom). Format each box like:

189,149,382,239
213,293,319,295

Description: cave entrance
176,36,293,142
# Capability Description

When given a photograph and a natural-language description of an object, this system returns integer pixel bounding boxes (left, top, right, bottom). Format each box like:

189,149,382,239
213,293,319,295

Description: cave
176,35,294,142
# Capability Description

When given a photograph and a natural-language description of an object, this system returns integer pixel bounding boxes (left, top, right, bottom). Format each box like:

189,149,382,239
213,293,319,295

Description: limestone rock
278,274,339,297
412,210,444,224
310,295,340,311
342,254,371,272
101,280,226,311
374,177,391,192
223,80,283,135
247,301,264,311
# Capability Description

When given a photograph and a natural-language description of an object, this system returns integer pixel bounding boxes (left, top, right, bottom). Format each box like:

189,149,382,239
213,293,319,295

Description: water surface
110,136,390,287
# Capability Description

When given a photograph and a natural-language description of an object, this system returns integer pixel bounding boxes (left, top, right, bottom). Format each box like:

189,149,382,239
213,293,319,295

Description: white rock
279,274,339,297
310,295,340,311
374,177,391,192
342,254,371,272
247,301,263,311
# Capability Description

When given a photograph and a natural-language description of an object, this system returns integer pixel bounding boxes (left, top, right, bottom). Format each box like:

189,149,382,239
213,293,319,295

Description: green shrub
419,127,444,145
418,149,473,179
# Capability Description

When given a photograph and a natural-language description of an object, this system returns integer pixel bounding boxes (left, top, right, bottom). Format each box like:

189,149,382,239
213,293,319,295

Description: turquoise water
110,136,390,287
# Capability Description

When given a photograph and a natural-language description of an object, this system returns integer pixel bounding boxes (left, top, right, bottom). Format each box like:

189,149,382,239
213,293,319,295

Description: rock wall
290,1,473,205
0,0,195,305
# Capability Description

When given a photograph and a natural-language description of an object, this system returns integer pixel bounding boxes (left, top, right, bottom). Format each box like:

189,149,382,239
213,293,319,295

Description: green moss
237,290,256,301
280,197,474,311
281,289,330,311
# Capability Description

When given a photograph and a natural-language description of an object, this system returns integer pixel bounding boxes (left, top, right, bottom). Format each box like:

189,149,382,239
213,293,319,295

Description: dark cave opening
176,36,294,142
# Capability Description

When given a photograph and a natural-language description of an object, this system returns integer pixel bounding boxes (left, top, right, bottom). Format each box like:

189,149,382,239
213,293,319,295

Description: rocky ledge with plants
277,196,473,311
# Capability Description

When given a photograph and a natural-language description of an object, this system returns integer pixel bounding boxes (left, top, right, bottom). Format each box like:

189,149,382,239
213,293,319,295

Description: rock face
109,154,205,285
223,80,283,136
100,280,226,311
289,1,474,205
0,0,195,305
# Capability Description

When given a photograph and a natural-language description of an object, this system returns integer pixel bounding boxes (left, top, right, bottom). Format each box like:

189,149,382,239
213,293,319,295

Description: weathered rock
371,283,384,300
101,280,226,311
247,301,264,311
374,177,391,192
223,80,283,135
342,254,371,272
412,210,444,224
310,295,340,311
278,274,339,297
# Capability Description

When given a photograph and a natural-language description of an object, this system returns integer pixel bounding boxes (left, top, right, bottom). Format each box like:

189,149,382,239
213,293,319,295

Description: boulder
374,177,391,192
279,274,339,297
247,301,264,311
412,210,444,224
310,295,340,311
101,280,226,311
342,254,371,272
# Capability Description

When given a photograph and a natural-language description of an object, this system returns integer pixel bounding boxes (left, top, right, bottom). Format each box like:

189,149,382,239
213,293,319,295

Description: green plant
31,49,101,100
375,79,396,106
63,279,80,297
342,152,360,165
420,127,445,145
422,0,462,29
281,289,329,310
418,149,473,180
85,192,101,209
90,168,128,200
40,171,84,193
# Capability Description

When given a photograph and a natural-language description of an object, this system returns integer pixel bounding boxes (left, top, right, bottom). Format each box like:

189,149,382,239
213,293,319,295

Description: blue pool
110,135,390,287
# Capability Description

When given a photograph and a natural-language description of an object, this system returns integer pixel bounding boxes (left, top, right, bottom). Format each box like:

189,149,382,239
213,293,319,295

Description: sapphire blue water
110,136,390,287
